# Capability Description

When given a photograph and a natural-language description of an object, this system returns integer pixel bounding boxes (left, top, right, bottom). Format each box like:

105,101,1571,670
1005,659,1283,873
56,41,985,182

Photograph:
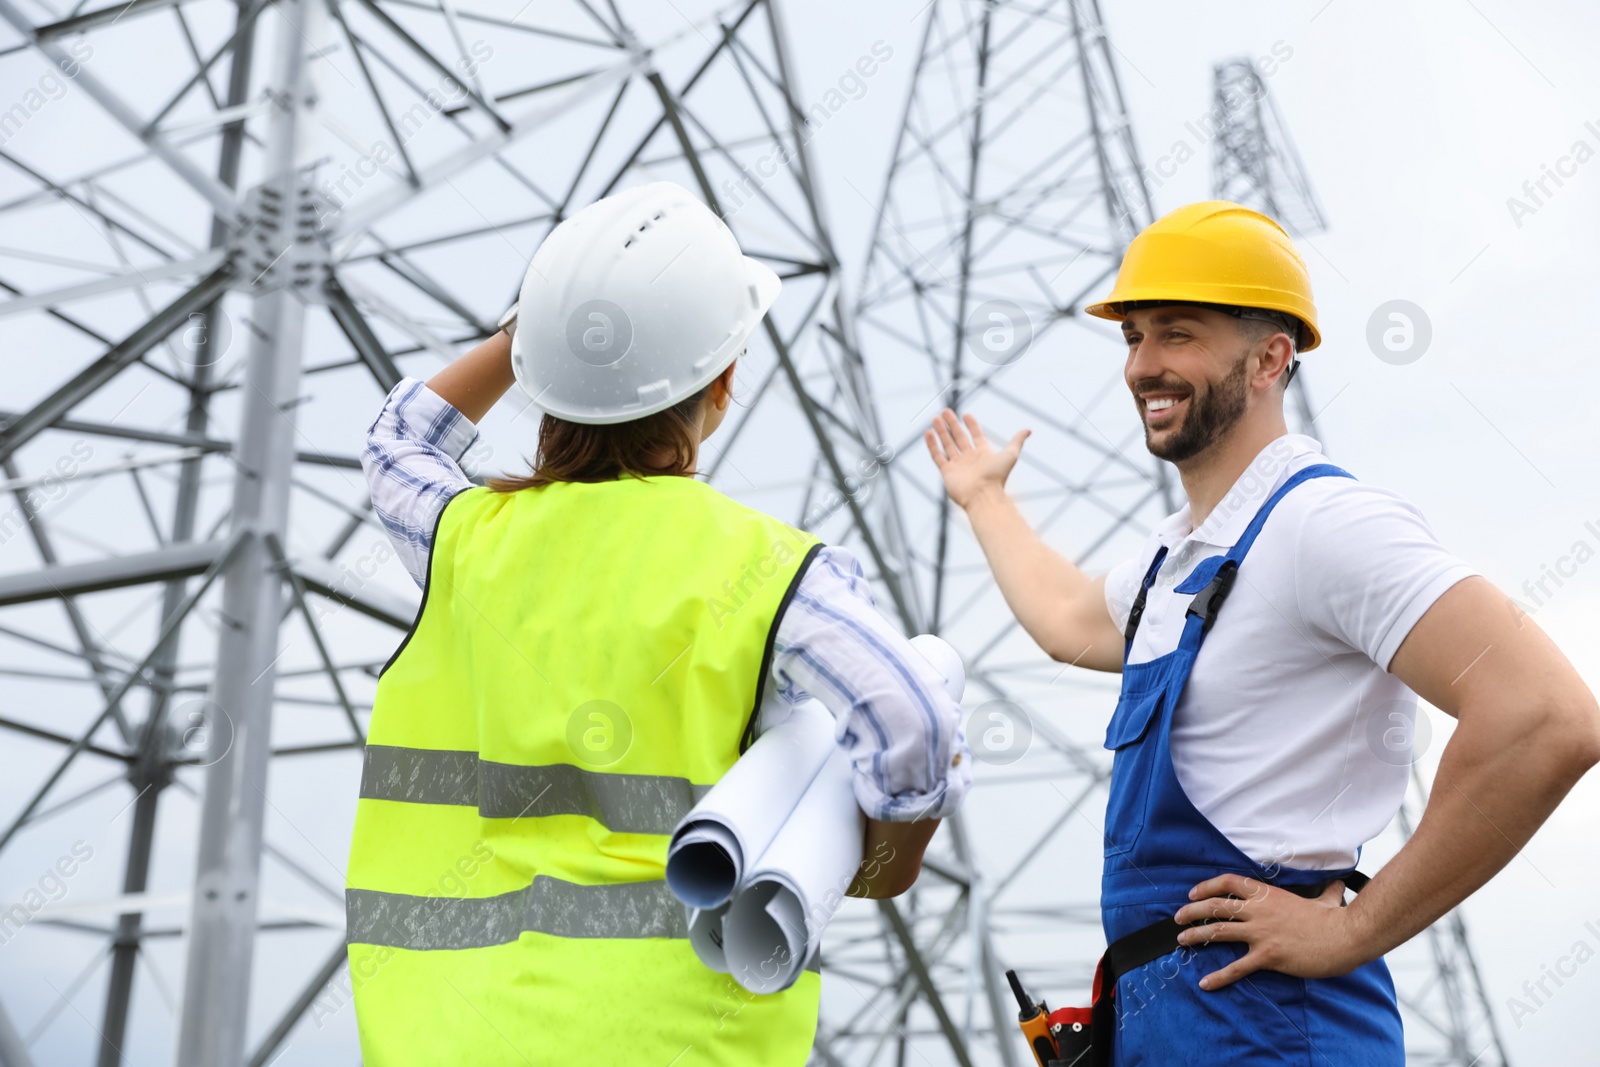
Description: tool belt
1040,872,1370,1067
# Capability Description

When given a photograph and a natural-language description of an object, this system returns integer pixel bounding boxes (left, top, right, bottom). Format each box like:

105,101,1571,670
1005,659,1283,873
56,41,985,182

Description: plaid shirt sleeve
774,548,973,823
360,377,478,588
361,378,971,823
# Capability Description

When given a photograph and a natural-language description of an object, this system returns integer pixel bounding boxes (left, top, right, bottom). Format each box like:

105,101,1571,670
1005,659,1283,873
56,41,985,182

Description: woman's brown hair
488,384,711,492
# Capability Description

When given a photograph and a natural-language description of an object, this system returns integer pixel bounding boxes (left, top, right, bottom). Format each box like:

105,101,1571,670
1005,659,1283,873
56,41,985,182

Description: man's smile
1141,391,1189,426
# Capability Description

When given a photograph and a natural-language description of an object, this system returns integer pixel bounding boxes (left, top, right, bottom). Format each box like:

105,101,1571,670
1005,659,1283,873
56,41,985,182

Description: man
925,200,1599,1063
349,182,969,1065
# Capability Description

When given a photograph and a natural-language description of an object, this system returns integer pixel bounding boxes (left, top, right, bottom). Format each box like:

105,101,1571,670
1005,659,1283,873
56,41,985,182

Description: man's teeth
1147,396,1181,412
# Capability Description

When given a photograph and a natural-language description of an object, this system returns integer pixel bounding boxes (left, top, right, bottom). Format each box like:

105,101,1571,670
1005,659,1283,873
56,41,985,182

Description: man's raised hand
924,409,1030,510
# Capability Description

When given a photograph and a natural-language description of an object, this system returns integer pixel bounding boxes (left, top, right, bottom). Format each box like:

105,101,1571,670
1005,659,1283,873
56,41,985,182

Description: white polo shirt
1102,434,1478,870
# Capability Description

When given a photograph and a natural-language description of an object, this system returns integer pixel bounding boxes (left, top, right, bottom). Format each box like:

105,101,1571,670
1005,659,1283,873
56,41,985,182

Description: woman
346,182,970,1066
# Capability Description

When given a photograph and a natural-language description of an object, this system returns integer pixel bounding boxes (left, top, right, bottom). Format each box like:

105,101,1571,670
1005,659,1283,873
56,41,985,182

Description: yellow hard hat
1084,200,1321,352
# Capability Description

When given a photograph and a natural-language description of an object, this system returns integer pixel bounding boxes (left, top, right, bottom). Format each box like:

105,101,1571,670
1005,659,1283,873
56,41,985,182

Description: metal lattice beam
0,0,922,1060
1209,55,1326,437
1209,70,1505,1062
824,2,1170,1061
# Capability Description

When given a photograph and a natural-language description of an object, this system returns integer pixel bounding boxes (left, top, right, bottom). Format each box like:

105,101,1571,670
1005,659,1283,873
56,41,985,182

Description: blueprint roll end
666,820,744,910
725,879,810,995
686,903,733,973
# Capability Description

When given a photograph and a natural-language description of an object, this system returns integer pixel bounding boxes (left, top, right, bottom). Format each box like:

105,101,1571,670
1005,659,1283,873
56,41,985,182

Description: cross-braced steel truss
1211,55,1325,438
816,2,1171,1063
1211,56,1327,239
1211,55,1508,1066
0,0,901,1061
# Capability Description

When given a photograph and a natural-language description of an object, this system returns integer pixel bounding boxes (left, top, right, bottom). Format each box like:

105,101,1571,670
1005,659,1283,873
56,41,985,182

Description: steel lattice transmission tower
1211,57,1327,236
817,1,1170,1064
812,22,1516,1067
0,0,906,1062
1211,56,1509,1067
1211,55,1326,437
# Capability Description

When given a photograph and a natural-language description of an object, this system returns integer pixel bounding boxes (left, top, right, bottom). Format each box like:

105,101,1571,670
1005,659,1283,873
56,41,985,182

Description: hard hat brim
1083,295,1321,352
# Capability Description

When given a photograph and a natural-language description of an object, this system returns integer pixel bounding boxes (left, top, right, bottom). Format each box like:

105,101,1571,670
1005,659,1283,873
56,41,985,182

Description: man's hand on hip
1173,873,1370,991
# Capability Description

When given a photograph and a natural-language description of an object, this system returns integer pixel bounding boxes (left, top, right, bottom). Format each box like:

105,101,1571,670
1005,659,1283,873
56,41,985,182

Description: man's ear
1260,334,1296,391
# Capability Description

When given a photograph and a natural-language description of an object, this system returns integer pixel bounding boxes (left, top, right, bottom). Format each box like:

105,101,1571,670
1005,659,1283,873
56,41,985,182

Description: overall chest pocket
1102,685,1164,858
1104,683,1163,750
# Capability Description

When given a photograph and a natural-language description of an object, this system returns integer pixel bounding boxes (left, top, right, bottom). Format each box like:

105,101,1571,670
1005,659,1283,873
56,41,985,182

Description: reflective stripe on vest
346,477,824,1066
347,877,687,948
360,745,713,835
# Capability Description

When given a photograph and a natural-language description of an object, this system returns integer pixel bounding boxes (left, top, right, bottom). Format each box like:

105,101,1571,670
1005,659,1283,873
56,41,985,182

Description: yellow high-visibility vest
346,476,824,1066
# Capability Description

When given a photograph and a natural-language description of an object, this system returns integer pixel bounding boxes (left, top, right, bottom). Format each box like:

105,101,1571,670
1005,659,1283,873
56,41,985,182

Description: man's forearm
1174,689,1598,989
964,487,1107,665
1344,696,1599,963
1345,578,1600,965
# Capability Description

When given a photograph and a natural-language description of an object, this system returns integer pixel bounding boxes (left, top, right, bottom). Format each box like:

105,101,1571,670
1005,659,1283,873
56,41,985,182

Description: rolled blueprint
669,634,965,990
724,740,860,993
665,697,836,910
686,902,732,974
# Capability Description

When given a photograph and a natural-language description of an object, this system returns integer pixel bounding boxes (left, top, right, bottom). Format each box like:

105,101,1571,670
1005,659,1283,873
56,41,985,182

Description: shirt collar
1154,434,1325,552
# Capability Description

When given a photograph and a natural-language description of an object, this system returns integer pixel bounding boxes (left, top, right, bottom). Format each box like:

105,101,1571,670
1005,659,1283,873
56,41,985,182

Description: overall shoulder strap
1121,463,1353,646
1224,462,1353,566
1122,545,1169,648
1171,462,1353,636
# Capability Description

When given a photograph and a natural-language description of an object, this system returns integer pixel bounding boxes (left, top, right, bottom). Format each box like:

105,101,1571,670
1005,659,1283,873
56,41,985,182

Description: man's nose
1124,337,1163,388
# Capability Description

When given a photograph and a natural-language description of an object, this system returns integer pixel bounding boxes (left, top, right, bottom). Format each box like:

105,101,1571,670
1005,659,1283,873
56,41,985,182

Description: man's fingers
1198,950,1264,992
923,429,946,468
932,410,962,456
963,412,988,448
1175,897,1250,926
1005,428,1031,457
1188,873,1260,902
942,409,973,451
1177,920,1249,948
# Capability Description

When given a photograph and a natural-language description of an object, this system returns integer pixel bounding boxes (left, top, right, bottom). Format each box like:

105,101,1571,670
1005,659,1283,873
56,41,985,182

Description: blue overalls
1100,464,1404,1065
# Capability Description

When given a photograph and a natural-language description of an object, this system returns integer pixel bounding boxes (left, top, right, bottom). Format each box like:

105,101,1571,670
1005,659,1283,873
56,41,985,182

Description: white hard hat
510,181,782,425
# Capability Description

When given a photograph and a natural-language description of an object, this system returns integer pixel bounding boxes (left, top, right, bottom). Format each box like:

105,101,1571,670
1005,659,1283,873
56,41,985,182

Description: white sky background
1,0,1597,1062
784,0,1600,1060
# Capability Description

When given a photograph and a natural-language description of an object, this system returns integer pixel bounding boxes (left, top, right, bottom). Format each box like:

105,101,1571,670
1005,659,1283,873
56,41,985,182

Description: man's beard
1142,352,1250,463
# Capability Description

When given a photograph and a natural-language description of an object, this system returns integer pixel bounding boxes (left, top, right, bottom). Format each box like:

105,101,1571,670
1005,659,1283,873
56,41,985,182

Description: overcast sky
2,0,1598,1063
798,1,1600,1060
